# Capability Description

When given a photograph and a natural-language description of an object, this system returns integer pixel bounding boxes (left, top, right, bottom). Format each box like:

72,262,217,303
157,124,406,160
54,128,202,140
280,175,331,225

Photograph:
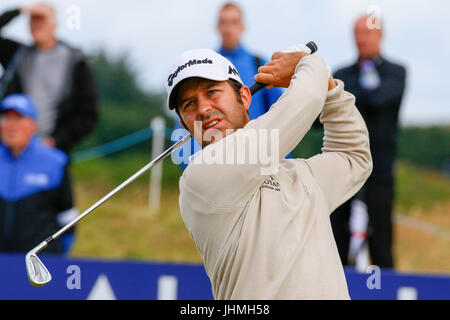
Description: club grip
250,82,266,95
306,41,318,55
250,41,318,95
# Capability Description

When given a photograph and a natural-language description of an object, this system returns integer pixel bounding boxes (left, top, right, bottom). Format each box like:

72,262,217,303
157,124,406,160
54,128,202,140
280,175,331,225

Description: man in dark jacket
0,3,98,155
331,15,406,269
0,94,77,254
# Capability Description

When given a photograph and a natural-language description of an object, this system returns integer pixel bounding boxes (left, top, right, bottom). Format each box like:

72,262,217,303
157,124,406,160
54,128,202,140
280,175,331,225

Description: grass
395,161,450,213
392,163,450,273
394,201,450,273
70,152,201,263
69,154,450,273
71,185,201,262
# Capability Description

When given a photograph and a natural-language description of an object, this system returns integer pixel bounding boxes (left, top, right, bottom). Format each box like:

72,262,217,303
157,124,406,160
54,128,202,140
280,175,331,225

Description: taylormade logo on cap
168,58,213,87
166,49,243,110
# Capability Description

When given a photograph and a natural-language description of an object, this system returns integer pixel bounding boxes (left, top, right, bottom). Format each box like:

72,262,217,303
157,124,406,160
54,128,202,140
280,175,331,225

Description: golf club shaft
249,41,318,95
36,133,192,253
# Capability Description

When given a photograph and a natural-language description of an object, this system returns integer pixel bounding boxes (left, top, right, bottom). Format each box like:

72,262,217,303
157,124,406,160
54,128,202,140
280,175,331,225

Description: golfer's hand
254,51,310,89
20,4,51,17
254,51,337,91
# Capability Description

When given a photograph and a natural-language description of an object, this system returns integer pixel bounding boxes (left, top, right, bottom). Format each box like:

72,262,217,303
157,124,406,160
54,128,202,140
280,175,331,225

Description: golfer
166,47,372,299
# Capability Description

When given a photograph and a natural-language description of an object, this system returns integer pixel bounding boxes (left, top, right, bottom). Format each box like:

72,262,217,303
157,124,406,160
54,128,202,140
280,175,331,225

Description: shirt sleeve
303,80,373,213
181,55,330,210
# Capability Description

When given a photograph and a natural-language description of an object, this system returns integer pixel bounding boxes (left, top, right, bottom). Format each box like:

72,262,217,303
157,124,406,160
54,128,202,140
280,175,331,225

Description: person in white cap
166,47,372,299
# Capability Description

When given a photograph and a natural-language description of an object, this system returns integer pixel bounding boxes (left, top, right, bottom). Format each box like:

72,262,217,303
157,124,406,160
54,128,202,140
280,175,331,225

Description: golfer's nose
197,96,213,118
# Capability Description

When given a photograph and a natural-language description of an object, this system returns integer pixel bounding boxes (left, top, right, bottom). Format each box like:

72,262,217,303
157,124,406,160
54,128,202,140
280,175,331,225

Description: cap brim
1,106,34,119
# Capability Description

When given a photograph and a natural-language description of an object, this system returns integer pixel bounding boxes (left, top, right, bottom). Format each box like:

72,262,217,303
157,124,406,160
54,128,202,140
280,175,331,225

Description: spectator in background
0,94,77,254
0,3,98,155
331,14,406,269
216,2,282,119
172,2,283,168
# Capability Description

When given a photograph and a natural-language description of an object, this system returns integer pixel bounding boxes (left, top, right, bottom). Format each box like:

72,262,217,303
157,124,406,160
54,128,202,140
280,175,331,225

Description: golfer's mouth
203,118,222,131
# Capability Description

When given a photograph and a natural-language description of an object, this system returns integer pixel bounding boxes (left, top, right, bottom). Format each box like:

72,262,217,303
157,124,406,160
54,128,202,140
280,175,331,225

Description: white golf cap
166,48,243,110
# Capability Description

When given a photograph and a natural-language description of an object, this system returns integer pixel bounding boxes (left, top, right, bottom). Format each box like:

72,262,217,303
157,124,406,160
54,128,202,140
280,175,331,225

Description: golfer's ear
240,86,252,112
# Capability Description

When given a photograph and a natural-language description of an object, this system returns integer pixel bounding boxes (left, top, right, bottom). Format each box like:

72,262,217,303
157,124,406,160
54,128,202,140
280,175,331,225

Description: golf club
25,41,318,287
25,134,191,286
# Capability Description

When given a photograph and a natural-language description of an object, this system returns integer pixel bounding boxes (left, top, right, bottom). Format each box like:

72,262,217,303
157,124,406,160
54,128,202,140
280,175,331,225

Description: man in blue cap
0,94,78,254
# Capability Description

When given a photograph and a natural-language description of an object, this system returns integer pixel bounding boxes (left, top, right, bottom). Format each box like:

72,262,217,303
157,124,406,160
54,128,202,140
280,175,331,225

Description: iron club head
25,242,52,286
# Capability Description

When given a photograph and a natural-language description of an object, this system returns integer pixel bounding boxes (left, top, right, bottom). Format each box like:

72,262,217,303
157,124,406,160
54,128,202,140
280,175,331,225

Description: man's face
217,6,244,50
354,16,382,60
177,78,251,148
0,110,37,152
30,8,56,47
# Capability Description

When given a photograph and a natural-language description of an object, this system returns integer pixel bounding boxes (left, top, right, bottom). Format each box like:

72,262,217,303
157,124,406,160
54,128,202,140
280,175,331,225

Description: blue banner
1,253,448,300
2,253,213,300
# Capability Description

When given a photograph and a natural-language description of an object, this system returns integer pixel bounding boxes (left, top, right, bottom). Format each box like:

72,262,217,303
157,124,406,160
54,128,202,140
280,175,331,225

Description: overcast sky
1,0,449,126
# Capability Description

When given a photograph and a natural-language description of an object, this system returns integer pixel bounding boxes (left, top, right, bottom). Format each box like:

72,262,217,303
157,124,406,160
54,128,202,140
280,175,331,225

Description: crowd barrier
72,125,175,164
1,253,448,300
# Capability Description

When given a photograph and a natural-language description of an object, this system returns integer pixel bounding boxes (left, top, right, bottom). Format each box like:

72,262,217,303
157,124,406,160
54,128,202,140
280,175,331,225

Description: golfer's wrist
328,76,337,91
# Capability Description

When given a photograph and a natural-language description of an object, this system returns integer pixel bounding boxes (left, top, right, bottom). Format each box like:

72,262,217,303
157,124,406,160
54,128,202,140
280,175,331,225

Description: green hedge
291,126,449,171
397,126,450,170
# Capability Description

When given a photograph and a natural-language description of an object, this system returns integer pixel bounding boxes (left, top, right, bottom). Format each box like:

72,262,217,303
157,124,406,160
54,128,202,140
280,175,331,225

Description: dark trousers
330,177,394,269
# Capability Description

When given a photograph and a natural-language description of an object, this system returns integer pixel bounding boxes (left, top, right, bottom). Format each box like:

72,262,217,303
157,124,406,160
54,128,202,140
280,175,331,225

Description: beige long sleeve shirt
178,55,372,299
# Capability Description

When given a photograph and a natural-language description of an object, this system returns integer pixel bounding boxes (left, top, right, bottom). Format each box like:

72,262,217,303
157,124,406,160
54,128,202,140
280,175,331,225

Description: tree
74,50,168,152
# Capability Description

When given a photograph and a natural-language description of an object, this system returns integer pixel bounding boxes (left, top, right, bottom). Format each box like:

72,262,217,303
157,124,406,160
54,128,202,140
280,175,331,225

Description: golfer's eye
208,90,217,96
182,101,193,110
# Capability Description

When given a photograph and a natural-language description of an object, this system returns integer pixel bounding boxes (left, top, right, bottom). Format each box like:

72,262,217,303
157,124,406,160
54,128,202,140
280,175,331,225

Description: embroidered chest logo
261,176,280,192
24,173,49,187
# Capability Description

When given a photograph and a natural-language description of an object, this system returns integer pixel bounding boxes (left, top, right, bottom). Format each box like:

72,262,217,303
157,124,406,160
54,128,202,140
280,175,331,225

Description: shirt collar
357,55,384,68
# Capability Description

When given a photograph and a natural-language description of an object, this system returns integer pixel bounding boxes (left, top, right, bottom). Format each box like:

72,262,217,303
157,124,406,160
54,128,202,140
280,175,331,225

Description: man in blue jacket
0,94,77,254
216,2,282,119
172,2,283,168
